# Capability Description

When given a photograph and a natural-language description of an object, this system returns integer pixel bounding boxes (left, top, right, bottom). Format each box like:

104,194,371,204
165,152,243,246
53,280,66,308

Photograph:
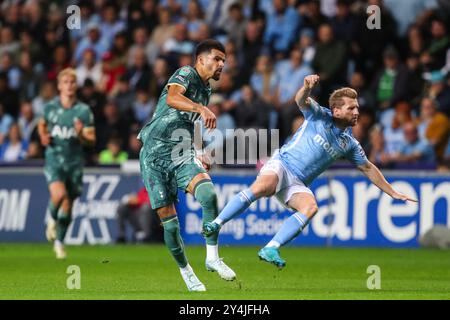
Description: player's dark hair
195,39,225,60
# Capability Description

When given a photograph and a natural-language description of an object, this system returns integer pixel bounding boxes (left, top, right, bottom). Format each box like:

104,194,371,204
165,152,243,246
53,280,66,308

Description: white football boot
180,265,206,292
53,240,67,260
46,219,57,242
205,258,236,281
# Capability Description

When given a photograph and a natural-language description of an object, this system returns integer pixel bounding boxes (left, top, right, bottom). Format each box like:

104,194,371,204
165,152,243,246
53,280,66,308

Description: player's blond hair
329,87,358,110
57,68,77,83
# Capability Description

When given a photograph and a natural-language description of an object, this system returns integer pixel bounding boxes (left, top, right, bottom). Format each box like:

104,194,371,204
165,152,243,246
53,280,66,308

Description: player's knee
52,194,64,206
52,192,68,206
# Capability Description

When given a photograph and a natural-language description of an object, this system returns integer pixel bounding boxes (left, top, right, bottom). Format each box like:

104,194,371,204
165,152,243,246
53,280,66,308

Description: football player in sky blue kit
203,74,418,269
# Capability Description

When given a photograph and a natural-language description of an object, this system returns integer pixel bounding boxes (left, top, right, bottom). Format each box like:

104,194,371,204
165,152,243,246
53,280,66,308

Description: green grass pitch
1,244,450,300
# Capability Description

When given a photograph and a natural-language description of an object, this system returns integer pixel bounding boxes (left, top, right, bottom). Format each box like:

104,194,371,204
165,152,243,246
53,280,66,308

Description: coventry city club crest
338,137,347,149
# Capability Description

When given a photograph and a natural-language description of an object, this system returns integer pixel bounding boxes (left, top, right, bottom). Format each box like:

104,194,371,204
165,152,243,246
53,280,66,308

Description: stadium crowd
0,0,449,170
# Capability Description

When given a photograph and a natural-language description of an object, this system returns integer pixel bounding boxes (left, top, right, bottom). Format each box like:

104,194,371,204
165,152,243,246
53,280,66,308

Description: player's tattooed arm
37,119,51,146
358,161,418,202
295,74,320,109
167,84,216,129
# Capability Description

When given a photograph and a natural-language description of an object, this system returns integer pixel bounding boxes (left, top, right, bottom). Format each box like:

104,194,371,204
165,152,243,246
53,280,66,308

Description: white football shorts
258,151,314,210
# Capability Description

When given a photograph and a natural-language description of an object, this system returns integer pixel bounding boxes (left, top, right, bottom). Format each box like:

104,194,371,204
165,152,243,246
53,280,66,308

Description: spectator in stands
426,70,450,116
382,101,414,157
416,97,450,162
132,87,155,126
297,28,316,67
223,52,244,89
125,47,152,92
99,136,128,165
41,27,60,68
99,2,127,45
250,54,279,104
205,0,237,33
127,27,153,67
386,122,435,164
68,1,99,44
312,23,348,104
0,52,21,90
383,0,438,37
74,21,110,64
2,3,23,33
18,50,41,101
32,80,56,117
240,20,263,83
96,101,130,153
127,0,159,36
112,74,135,117
235,85,272,129
330,0,357,43
298,0,329,32
0,102,13,145
371,46,408,112
116,186,157,244
184,0,205,40
368,125,386,166
263,0,301,56
421,18,450,71
159,0,184,20
350,71,375,110
22,1,46,45
224,3,247,50
76,49,102,86
78,78,107,125
352,0,398,76
0,25,20,59
150,56,170,97
0,72,19,118
407,25,425,58
202,94,236,160
0,123,28,162
46,45,70,82
163,23,194,57
214,70,240,114
405,54,426,106
190,22,212,45
127,127,142,160
98,51,126,95
150,7,176,52
18,29,42,68
17,100,38,143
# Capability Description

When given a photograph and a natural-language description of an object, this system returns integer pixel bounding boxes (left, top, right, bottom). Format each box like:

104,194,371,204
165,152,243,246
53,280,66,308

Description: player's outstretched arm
295,74,320,109
166,85,216,129
358,161,418,202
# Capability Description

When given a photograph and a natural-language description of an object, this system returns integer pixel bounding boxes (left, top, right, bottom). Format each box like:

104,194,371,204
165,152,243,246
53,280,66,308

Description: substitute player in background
38,68,95,259
203,74,418,269
138,39,235,292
